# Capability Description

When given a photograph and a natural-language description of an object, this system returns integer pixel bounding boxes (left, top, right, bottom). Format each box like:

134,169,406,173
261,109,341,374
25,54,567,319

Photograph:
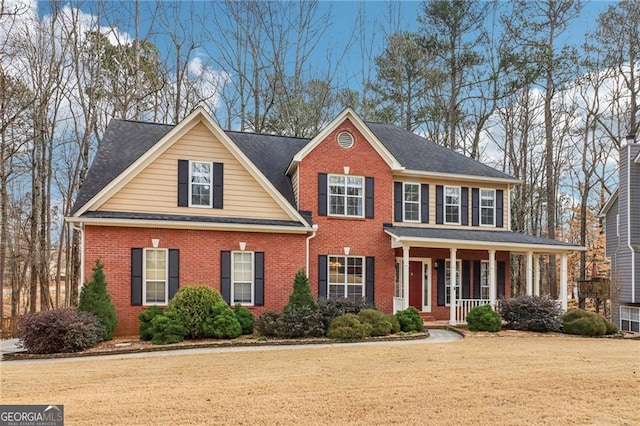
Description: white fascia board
394,169,521,185
598,188,618,217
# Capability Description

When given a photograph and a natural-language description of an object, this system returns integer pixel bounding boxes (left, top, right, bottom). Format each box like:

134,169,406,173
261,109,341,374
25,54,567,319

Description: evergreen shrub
138,306,164,341
284,269,316,312
466,304,501,332
78,259,117,341
562,309,617,336
357,308,393,336
202,301,242,339
395,307,424,332
150,310,187,345
234,304,255,335
255,311,280,337
327,314,372,340
317,297,373,333
167,286,223,338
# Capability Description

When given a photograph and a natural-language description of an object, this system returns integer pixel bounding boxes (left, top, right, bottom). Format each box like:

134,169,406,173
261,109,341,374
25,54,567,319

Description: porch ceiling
383,225,585,254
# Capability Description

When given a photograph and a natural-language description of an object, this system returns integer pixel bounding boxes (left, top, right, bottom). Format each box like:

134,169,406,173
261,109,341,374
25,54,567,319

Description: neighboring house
601,135,640,333
67,107,583,335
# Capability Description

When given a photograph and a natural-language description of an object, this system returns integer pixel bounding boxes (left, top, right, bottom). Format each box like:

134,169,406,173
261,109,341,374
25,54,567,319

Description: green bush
201,301,242,339
255,311,281,337
284,269,316,312
562,309,616,336
138,306,164,341
78,259,117,341
234,304,255,335
274,306,324,338
395,307,424,332
604,319,619,335
499,295,562,332
327,314,372,339
150,310,187,345
357,309,392,336
317,297,373,333
388,314,401,334
466,305,501,332
18,309,104,354
167,286,224,338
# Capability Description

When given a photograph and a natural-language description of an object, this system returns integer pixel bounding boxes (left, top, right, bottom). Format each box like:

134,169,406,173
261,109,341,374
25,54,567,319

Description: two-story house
67,107,583,335
601,135,640,333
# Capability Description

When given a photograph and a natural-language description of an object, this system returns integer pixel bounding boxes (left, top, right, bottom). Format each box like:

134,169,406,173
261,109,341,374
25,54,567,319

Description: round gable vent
337,131,354,149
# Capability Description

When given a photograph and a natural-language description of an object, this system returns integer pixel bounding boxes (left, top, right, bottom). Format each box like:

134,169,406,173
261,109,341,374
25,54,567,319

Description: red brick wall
298,119,397,312
84,226,307,335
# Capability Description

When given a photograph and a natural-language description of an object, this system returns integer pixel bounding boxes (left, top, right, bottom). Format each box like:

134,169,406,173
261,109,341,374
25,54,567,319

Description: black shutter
436,185,444,224
365,257,375,304
220,251,231,304
497,261,506,298
473,260,481,299
421,184,429,223
472,188,480,227
168,249,179,300
131,248,143,306
254,252,264,306
365,177,374,219
177,160,189,207
213,162,224,209
461,187,469,226
496,190,504,228
318,255,328,298
462,260,471,299
437,259,445,306
394,182,403,222
318,173,328,216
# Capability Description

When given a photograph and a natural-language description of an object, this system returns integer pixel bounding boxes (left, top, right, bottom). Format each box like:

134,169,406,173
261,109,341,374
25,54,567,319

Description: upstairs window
190,161,212,207
480,189,495,226
329,174,364,217
403,183,420,222
444,186,461,224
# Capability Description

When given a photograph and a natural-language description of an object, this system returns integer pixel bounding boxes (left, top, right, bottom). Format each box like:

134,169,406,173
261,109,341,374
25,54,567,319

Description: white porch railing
456,299,492,324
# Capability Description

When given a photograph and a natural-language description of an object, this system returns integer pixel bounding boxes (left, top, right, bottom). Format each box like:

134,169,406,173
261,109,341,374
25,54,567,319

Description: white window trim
444,259,462,306
480,260,490,299
231,251,255,306
620,306,640,332
328,174,365,218
403,182,421,223
444,186,461,225
480,188,496,227
143,248,169,306
189,160,213,208
328,255,365,299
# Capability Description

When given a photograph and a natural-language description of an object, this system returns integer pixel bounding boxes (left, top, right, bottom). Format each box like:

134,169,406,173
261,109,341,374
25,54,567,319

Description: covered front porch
384,226,585,325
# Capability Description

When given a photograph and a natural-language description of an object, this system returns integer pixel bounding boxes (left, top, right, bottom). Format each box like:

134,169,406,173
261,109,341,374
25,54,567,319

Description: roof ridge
111,118,175,127
225,129,310,142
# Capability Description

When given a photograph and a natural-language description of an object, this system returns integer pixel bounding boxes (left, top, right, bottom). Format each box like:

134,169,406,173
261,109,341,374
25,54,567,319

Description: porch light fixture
239,241,246,251
343,166,350,175
343,247,350,255
151,238,159,248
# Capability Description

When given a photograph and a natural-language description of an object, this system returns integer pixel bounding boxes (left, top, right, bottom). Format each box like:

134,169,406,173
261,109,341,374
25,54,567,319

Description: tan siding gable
99,122,291,220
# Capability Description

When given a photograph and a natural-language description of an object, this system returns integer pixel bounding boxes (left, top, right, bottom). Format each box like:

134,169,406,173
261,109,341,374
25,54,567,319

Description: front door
409,261,422,310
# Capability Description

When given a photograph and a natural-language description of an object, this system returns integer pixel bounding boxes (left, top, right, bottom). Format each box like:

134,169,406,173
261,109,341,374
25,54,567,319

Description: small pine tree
284,269,316,312
78,259,117,341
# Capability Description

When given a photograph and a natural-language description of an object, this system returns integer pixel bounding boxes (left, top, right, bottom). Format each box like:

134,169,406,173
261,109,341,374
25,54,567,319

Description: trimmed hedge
202,301,242,339
150,310,187,345
562,309,618,336
395,307,424,332
499,295,562,332
357,309,393,336
327,314,372,339
317,297,373,332
168,286,224,338
466,304,502,332
234,304,255,335
138,306,164,341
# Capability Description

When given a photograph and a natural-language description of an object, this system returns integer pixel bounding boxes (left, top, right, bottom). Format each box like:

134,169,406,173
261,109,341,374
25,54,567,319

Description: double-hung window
444,259,461,305
328,255,364,299
190,161,212,207
144,248,168,305
480,261,490,299
620,306,640,332
480,189,495,226
232,251,254,305
444,186,461,224
403,183,420,222
329,174,364,217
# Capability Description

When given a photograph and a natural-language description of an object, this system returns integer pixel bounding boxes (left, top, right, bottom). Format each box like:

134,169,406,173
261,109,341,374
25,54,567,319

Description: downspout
72,222,85,286
627,134,636,303
306,224,318,276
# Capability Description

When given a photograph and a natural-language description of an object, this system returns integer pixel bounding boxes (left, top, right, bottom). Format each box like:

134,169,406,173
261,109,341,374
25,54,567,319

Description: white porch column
449,248,458,325
533,254,541,296
489,249,496,307
402,245,410,310
560,253,568,311
526,251,534,296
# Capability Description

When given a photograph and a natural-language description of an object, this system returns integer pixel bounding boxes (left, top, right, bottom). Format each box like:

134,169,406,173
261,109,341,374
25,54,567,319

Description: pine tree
78,259,117,340
284,269,316,312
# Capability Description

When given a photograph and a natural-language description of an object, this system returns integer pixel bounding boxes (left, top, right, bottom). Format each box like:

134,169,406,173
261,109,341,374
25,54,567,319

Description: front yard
1,334,638,425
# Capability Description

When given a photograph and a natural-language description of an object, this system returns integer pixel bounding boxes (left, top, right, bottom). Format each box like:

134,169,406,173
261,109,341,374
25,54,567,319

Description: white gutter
305,225,318,276
71,222,85,286
626,135,636,303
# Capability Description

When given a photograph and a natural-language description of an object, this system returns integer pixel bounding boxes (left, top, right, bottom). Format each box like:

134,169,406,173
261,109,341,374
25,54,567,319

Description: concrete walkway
1,329,462,364
0,338,22,357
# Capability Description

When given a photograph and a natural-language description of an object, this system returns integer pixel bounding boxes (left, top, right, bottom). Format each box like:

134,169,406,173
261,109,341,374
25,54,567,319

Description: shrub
234,304,255,335
202,301,242,339
255,311,281,337
284,269,316,312
604,319,619,335
395,307,424,332
327,314,372,339
274,306,324,338
562,309,616,336
388,314,401,334
317,297,373,333
150,310,187,345
167,286,224,338
18,309,104,354
499,295,562,332
78,259,117,341
466,305,501,332
357,309,392,336
138,306,164,341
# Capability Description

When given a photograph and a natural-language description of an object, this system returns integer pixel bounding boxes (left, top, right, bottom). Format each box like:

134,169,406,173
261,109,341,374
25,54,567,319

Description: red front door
408,261,423,310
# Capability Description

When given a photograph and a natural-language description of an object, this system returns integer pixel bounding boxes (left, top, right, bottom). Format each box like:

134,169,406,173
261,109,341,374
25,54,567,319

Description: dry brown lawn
1,335,638,425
